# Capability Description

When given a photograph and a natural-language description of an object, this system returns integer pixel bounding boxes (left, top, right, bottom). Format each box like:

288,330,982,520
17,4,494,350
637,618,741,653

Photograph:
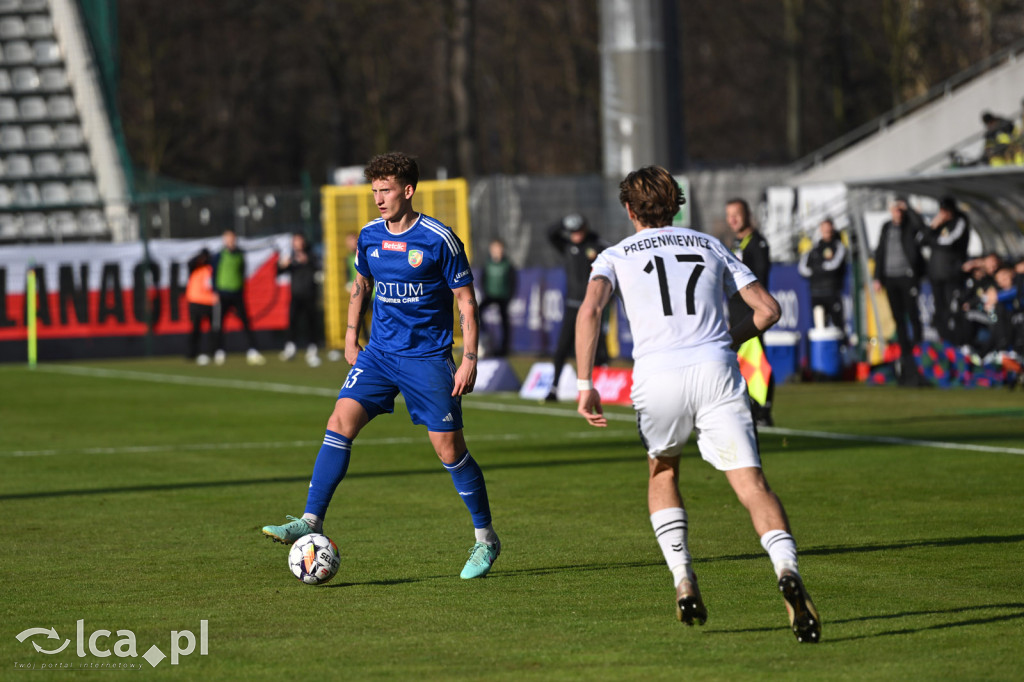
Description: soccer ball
288,533,341,585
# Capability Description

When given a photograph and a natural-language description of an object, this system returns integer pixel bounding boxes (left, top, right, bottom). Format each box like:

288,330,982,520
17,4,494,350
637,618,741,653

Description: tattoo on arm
593,275,611,285
464,352,477,361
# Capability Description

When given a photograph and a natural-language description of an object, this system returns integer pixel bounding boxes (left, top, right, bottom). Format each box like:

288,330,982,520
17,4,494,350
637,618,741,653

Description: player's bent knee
328,398,368,439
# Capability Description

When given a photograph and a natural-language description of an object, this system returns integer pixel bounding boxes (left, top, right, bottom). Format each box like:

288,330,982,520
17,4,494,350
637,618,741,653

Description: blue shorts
338,347,463,431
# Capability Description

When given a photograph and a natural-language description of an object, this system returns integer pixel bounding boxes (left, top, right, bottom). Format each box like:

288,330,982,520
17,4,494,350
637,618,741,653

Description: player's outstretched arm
575,276,613,427
728,281,781,351
345,272,373,364
452,285,479,396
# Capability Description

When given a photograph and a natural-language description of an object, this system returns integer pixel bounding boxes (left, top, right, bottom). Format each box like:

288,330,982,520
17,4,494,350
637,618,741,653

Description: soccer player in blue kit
263,152,500,579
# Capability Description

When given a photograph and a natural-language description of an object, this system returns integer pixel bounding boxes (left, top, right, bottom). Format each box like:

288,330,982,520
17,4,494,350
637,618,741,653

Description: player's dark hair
618,166,684,228
365,152,419,189
725,197,752,227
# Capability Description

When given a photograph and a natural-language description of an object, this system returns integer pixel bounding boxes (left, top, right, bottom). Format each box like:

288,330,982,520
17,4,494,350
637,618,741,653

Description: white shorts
631,360,762,471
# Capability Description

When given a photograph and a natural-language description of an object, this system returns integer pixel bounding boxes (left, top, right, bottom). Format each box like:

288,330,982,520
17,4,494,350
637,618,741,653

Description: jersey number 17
643,254,705,316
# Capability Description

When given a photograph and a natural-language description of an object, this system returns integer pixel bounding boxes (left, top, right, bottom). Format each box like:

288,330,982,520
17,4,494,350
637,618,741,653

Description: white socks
301,513,323,533
651,507,691,586
760,529,798,577
474,524,499,546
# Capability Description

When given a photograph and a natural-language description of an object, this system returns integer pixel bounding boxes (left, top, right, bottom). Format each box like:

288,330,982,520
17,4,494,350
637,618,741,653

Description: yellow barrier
321,179,472,351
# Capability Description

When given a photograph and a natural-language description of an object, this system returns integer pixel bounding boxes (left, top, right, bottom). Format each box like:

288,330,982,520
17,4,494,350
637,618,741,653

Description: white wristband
577,379,593,391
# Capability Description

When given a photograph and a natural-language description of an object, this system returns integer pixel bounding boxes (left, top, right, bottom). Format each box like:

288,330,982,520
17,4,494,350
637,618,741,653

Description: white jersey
590,226,757,371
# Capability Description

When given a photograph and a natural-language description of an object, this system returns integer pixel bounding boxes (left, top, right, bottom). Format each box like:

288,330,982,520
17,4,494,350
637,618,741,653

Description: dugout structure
321,179,472,351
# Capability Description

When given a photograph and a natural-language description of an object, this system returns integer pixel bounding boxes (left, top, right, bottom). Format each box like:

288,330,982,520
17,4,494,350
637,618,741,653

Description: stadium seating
0,0,109,242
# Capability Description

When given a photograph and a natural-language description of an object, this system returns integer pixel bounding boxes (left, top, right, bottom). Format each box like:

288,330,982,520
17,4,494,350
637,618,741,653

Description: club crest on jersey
383,240,407,252
408,249,424,268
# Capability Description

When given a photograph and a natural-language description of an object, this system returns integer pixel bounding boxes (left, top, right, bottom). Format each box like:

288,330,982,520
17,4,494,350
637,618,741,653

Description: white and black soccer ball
288,533,341,585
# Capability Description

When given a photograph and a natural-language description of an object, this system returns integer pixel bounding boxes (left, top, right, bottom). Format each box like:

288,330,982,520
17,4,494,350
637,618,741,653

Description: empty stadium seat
32,151,59,175
4,152,31,176
0,16,26,40
11,65,39,91
32,40,59,65
13,181,40,206
0,97,17,121
0,96,15,120
39,66,65,89
62,151,90,175
69,179,98,203
0,215,19,239
46,94,74,118
54,122,81,146
0,0,20,15
78,209,106,235
40,180,68,204
0,124,25,148
0,183,11,206
4,41,33,64
0,70,11,93
18,95,46,118
21,211,48,237
24,15,53,39
20,0,50,13
51,210,77,236
25,123,54,147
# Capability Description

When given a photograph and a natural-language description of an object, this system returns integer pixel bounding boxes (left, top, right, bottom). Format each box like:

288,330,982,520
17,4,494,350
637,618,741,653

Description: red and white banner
593,366,633,405
0,235,292,342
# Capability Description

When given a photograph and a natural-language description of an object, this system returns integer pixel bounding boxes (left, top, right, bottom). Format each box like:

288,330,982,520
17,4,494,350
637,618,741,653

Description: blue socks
443,451,492,528
304,430,352,519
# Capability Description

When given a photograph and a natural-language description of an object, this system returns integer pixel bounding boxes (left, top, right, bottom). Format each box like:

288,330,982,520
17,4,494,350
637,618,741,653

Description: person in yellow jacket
186,248,217,365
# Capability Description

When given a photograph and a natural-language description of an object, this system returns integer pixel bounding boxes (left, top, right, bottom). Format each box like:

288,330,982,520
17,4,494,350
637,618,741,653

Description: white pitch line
1,429,618,458
765,426,1024,457
23,364,1024,457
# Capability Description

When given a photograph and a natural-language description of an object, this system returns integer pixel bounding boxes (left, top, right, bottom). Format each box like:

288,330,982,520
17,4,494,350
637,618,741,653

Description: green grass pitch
2,355,1023,680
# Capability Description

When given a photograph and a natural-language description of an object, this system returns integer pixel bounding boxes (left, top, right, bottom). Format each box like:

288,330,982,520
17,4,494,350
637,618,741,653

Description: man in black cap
921,196,971,343
545,214,607,402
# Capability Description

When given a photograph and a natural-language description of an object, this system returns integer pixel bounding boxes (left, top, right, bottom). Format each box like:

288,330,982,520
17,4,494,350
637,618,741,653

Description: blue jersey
355,213,473,358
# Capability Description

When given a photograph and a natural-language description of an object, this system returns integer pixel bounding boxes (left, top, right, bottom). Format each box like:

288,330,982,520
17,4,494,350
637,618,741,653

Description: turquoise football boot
460,540,500,579
262,515,314,544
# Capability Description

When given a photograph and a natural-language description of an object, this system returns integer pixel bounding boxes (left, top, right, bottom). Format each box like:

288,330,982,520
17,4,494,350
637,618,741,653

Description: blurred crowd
873,197,1024,386
976,102,1024,166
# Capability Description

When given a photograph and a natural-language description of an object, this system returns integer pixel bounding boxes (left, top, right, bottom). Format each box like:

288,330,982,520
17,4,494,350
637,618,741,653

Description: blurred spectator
1010,98,1024,166
212,229,265,366
980,111,1014,166
545,214,607,402
921,196,971,343
798,217,847,331
726,197,775,424
873,199,927,386
479,239,517,357
953,266,1019,357
962,252,1003,296
185,247,216,365
277,232,322,367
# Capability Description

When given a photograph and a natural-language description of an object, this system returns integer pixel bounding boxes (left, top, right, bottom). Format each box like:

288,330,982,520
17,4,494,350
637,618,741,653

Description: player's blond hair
365,152,419,189
618,166,685,228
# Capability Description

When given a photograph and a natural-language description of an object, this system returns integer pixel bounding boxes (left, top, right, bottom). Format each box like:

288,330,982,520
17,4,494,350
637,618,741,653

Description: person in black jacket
798,218,847,331
873,199,927,386
921,196,971,343
545,214,607,402
277,232,322,367
726,198,775,425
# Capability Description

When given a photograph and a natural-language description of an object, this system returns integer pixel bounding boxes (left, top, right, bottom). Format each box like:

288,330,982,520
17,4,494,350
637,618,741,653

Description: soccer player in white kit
574,165,820,643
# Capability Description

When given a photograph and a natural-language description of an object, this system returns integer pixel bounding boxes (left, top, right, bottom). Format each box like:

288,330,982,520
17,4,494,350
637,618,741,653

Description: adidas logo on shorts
443,413,453,422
